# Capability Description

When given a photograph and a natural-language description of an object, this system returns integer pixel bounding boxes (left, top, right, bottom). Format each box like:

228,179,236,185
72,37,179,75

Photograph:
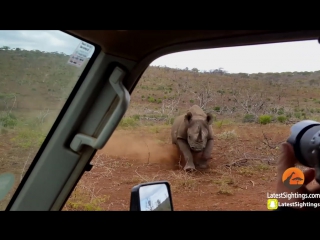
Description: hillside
125,66,320,125
1,48,320,126
0,49,87,113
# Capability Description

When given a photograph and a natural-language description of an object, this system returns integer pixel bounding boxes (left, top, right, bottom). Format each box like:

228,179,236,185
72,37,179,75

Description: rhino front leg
198,139,214,169
176,139,195,171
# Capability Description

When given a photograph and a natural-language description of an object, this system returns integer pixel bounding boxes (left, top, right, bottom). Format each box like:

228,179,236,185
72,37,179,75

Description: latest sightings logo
282,167,304,190
267,199,278,210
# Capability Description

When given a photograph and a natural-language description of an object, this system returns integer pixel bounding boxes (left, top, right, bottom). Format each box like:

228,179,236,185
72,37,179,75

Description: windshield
0,30,95,210
65,39,320,211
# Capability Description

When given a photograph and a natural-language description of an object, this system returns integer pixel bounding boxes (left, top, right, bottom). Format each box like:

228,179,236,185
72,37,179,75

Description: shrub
147,96,156,103
0,114,18,128
243,114,255,123
118,117,138,128
65,187,109,211
214,107,220,112
215,120,223,128
294,112,301,119
166,117,175,125
277,108,284,115
10,128,46,149
216,130,237,140
259,115,271,125
277,116,287,123
132,114,140,120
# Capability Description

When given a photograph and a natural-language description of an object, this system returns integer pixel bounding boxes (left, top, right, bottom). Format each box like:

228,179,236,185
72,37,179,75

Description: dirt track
64,123,288,211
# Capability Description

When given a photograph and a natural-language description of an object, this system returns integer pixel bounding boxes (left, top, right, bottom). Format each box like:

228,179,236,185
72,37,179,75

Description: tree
0,46,10,50
209,68,227,75
146,198,154,210
230,79,269,117
190,79,216,110
0,93,17,113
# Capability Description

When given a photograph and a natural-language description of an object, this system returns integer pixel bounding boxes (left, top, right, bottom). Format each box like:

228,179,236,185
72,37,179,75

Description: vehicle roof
66,30,318,62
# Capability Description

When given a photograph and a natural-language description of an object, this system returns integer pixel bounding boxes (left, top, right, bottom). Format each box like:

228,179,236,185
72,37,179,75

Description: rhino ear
185,112,192,123
206,113,214,125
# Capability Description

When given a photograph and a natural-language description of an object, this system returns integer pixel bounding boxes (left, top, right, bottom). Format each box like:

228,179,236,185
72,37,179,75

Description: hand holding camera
276,120,320,210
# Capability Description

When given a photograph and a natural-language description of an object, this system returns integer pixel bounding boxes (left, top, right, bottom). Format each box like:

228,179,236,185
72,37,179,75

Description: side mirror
130,181,174,211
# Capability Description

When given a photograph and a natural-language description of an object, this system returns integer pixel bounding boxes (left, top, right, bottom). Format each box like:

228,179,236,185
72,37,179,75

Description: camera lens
299,125,320,168
287,120,320,168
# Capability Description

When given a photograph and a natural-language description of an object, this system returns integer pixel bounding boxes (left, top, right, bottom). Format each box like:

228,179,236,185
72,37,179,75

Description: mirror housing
130,181,174,211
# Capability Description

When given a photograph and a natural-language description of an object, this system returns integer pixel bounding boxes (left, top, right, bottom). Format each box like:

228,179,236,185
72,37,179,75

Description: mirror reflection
139,183,172,211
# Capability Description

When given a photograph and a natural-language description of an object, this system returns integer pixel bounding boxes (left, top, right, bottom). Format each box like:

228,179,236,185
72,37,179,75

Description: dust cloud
98,131,180,168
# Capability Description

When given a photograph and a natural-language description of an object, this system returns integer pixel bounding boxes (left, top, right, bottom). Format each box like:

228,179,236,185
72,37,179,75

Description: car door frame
6,29,320,210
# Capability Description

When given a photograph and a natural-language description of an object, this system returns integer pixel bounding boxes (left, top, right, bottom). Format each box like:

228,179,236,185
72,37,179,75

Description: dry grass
167,170,199,192
61,122,285,210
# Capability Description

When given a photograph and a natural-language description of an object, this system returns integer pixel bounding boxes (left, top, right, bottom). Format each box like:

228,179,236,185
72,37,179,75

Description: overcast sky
150,39,320,74
0,30,94,57
1,31,319,74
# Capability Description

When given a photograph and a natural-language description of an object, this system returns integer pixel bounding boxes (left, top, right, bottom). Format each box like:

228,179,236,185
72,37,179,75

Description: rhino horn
197,126,202,142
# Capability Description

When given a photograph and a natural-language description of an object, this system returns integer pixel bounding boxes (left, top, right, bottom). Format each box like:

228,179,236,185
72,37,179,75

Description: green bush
243,114,255,123
0,114,18,128
214,107,220,112
259,115,271,125
147,97,156,103
10,128,46,149
166,117,175,125
215,120,223,128
132,114,140,120
277,108,284,115
294,112,301,119
277,116,287,123
118,117,138,128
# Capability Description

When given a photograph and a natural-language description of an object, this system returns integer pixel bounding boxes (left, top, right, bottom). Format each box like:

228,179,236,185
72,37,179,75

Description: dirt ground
64,123,292,211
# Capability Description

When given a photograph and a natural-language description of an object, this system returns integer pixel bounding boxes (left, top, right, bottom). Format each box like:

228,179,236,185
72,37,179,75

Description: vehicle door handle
70,66,130,152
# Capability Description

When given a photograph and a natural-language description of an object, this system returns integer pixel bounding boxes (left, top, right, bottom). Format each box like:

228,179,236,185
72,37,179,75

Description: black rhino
171,105,214,171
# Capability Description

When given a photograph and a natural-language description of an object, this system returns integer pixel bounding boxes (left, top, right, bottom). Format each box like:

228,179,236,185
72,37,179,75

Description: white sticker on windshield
75,41,94,58
67,41,94,68
67,53,86,67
